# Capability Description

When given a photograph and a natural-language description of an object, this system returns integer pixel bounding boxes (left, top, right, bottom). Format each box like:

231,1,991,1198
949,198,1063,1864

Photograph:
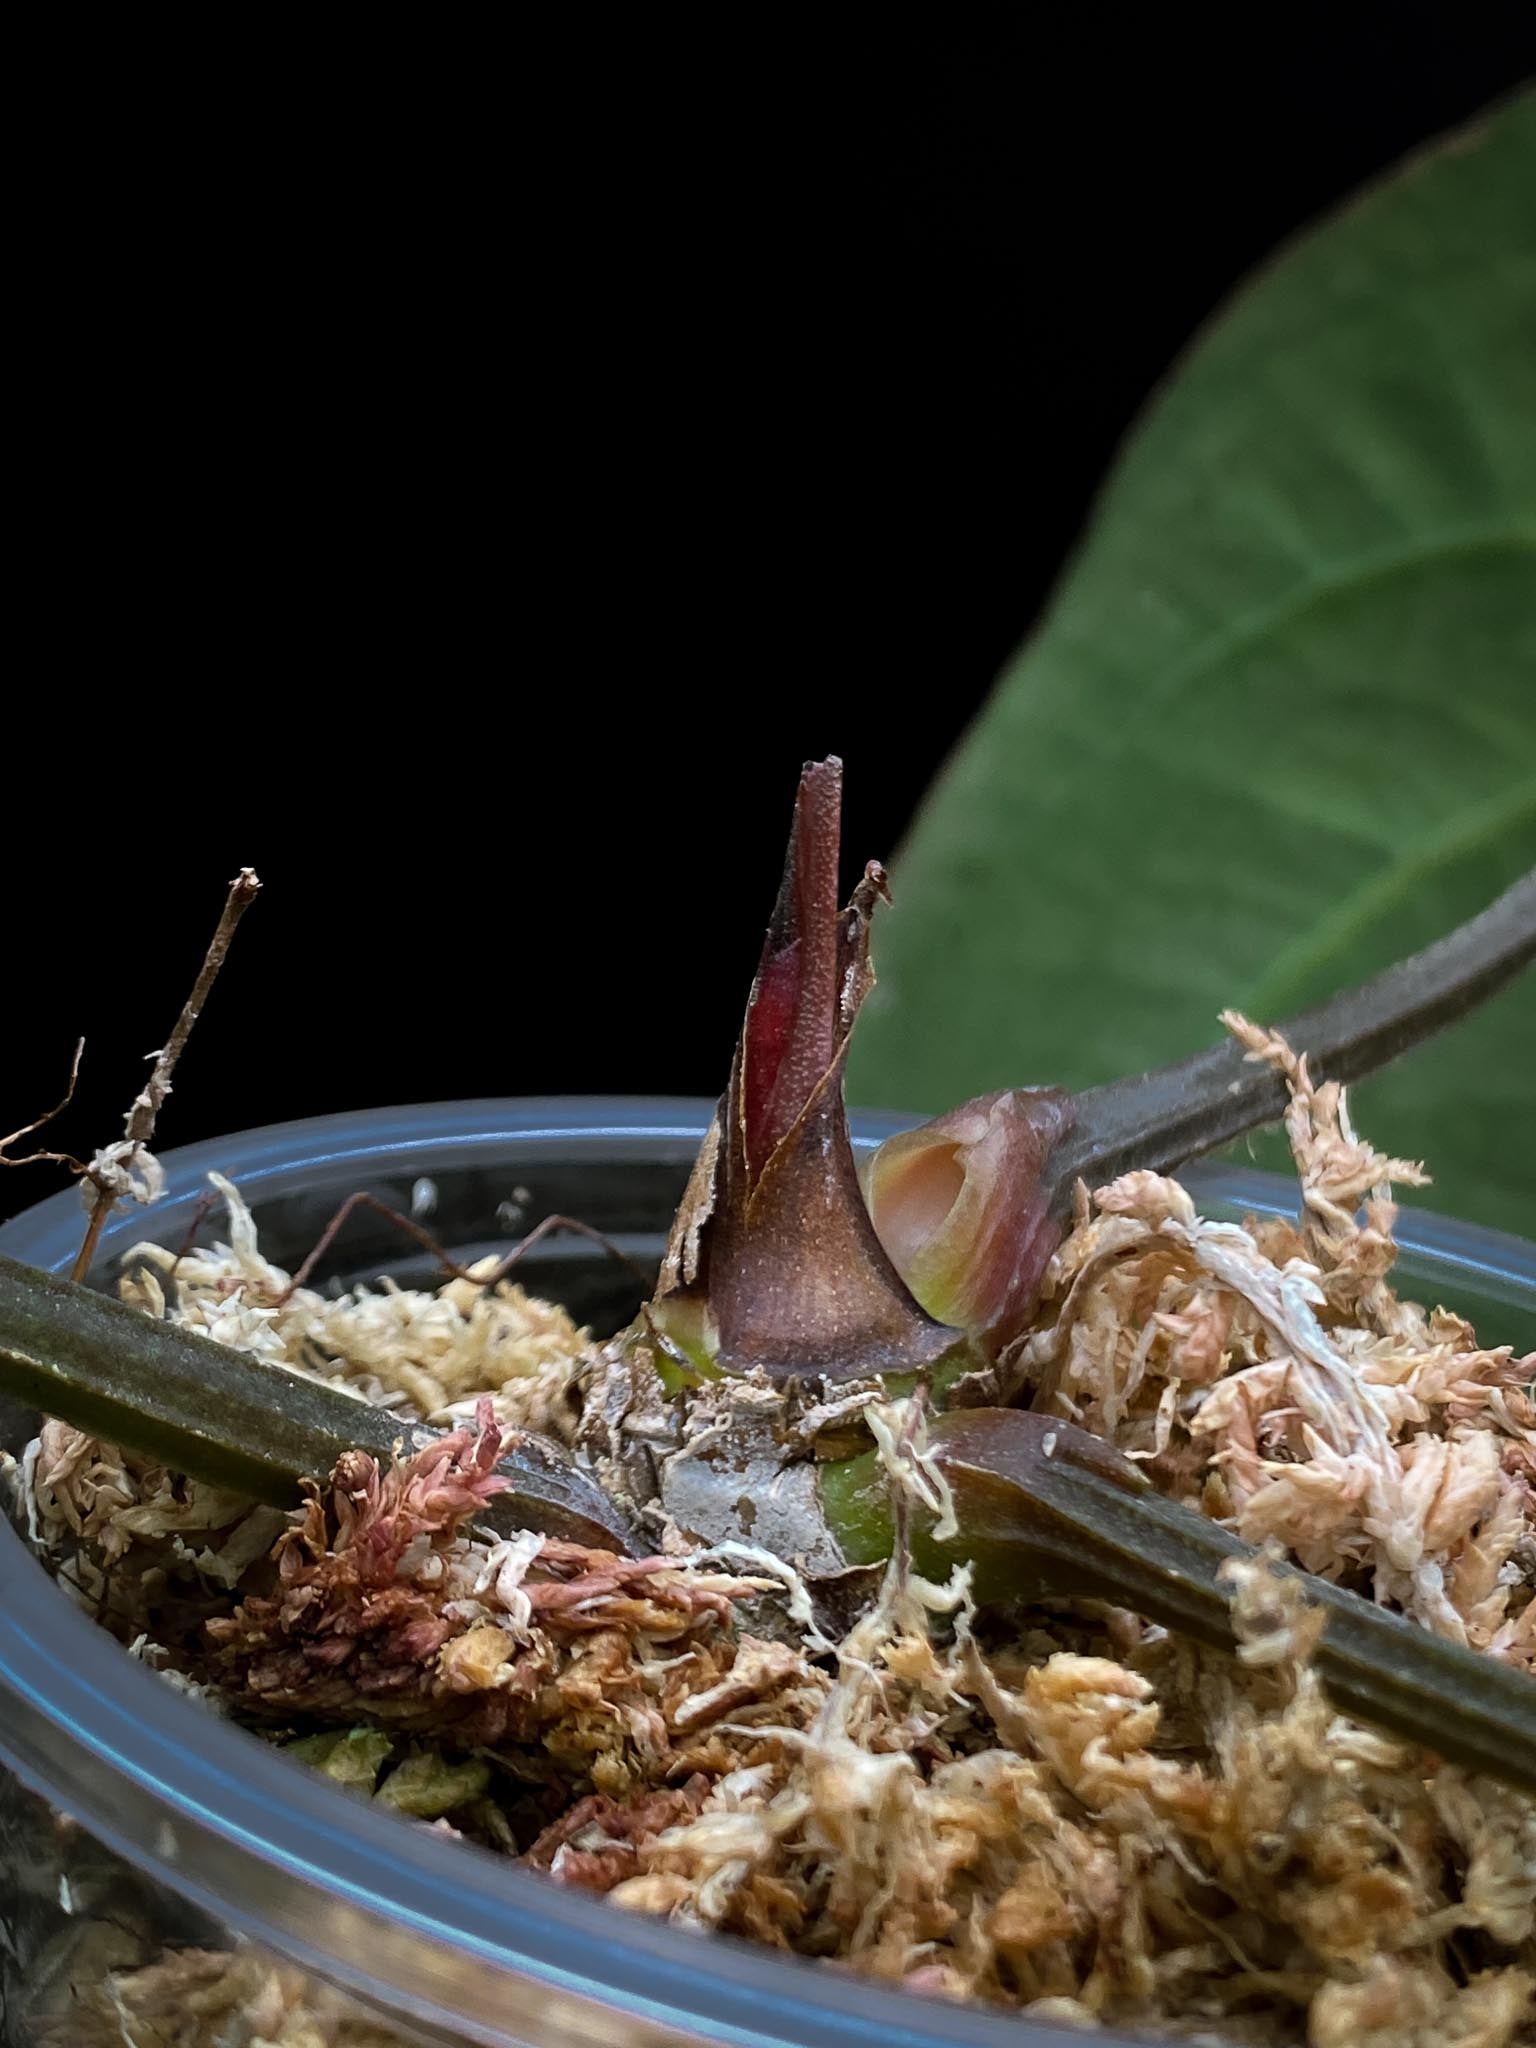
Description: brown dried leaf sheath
657,758,960,1381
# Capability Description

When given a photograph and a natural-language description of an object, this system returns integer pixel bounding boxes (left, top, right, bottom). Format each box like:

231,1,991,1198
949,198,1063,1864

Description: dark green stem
1046,865,1536,1213
0,1251,637,1552
821,1407,1536,1791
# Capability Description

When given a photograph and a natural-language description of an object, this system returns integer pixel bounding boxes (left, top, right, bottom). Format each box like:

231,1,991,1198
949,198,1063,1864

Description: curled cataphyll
3,760,1536,2048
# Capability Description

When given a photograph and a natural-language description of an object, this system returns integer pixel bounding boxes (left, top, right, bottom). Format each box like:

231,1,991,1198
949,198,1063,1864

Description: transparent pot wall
2,1103,1533,2048
0,1769,445,2046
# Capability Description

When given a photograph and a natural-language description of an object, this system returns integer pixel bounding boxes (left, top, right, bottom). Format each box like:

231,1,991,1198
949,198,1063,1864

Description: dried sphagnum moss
12,1021,1536,2047
1021,1018,1535,1666
37,1943,414,2048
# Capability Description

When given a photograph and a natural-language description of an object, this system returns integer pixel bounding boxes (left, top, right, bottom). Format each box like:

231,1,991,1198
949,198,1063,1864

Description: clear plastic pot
1,1100,1532,2047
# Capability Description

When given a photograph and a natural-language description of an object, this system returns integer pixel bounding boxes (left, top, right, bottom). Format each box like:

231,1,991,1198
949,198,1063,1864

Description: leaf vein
1099,527,1536,734
1241,777,1536,1018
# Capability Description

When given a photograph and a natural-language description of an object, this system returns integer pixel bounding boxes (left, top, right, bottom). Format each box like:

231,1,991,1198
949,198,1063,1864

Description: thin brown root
275,1196,651,1306
168,1188,223,1275
478,1212,653,1293
0,1038,89,1175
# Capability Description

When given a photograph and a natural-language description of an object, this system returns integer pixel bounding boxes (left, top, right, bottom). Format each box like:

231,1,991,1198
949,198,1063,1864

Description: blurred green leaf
852,93,1536,1237
375,1749,491,1819
285,1724,393,1795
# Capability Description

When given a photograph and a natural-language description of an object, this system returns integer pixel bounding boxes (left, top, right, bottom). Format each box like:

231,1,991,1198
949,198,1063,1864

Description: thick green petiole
1043,866,1536,1217
820,1407,1536,1792
0,1251,639,1553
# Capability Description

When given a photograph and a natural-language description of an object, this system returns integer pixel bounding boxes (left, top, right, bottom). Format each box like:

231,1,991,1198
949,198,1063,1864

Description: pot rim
3,1096,1531,1311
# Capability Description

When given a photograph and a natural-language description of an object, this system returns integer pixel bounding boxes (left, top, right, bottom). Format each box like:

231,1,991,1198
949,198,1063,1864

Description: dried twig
71,869,262,1283
275,1195,652,1306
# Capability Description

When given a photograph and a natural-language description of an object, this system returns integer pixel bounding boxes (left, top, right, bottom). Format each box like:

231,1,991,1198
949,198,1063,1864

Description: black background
6,15,1532,1224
